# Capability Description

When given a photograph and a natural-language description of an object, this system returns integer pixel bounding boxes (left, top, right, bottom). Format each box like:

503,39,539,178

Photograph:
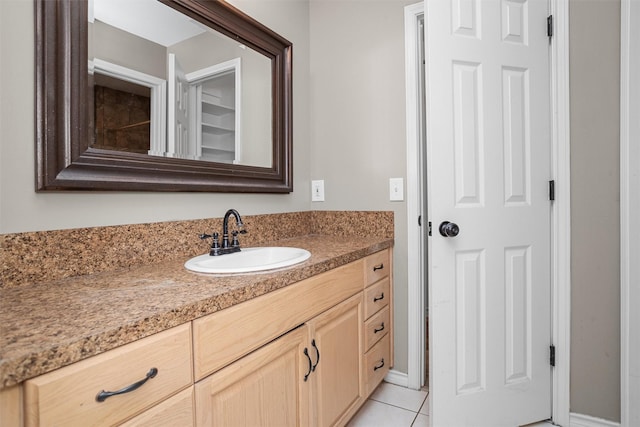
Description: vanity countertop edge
0,234,393,390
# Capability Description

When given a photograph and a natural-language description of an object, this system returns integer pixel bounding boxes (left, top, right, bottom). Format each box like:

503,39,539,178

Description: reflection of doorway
89,58,167,157
166,55,241,162
185,58,242,164
94,75,151,154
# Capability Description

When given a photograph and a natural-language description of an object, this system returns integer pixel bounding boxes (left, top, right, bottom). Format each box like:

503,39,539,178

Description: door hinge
549,180,555,201
547,15,553,38
550,345,556,367
428,221,432,236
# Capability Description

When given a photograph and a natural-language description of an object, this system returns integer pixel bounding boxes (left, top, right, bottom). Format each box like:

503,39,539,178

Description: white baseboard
384,369,409,388
570,413,621,427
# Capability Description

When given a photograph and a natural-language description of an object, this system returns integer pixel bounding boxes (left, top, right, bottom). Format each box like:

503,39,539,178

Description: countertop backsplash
0,210,393,289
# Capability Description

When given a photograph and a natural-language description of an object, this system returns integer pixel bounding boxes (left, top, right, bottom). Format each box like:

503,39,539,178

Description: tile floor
347,382,555,427
347,382,429,427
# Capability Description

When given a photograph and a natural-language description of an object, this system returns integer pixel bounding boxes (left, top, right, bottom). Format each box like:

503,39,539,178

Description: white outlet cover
389,178,404,201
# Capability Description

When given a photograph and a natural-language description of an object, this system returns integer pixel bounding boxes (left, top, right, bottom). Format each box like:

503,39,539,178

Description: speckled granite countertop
0,234,392,390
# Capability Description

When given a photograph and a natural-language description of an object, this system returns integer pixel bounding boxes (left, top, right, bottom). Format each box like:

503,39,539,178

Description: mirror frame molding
35,0,292,192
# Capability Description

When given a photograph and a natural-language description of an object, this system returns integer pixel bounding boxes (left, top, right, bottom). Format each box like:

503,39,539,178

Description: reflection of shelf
202,146,233,153
202,123,234,133
199,146,235,163
202,96,234,116
202,141,234,150
202,130,235,151
199,86,235,159
202,103,234,116
192,60,240,163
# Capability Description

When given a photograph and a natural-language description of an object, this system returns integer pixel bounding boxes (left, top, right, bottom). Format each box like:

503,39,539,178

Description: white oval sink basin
185,247,311,274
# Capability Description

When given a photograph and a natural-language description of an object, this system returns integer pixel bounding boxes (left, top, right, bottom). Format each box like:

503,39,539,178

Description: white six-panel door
425,0,552,425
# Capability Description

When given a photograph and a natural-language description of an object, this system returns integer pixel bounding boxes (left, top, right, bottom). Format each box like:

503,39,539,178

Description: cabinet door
308,293,364,427
194,325,310,427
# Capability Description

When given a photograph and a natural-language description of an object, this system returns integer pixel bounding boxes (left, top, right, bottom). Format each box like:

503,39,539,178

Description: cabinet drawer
364,334,390,397
120,387,194,427
364,306,389,352
24,324,192,427
364,277,390,319
364,250,390,287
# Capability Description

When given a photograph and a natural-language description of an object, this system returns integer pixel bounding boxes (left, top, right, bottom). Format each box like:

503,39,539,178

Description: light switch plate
389,178,404,201
311,180,325,202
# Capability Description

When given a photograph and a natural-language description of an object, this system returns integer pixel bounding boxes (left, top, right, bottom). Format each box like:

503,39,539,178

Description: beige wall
91,21,167,79
0,0,311,234
570,0,621,422
308,0,413,373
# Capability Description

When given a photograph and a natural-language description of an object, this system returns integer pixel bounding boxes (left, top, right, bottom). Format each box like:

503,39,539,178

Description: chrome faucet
199,209,247,256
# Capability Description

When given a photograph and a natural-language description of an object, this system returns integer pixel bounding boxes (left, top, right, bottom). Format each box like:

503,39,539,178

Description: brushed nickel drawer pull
373,264,384,272
96,367,158,402
373,293,385,302
374,359,385,371
374,323,385,334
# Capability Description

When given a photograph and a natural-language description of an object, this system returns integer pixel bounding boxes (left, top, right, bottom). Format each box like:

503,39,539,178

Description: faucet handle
199,232,220,248
231,230,240,247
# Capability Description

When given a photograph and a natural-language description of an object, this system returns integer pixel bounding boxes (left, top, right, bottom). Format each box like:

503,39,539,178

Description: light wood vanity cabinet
193,261,368,427
192,260,364,381
9,249,392,427
193,293,364,427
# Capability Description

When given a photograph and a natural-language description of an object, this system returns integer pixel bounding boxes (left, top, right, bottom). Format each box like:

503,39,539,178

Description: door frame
404,2,427,391
404,1,571,425
620,0,639,425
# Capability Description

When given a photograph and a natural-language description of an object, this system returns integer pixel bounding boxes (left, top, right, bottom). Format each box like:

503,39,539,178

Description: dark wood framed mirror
35,0,292,192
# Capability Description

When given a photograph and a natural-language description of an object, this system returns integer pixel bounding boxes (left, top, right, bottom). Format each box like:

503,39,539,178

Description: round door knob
439,221,459,237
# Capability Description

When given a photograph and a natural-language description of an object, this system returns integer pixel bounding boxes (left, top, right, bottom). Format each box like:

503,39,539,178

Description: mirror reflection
88,0,272,167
